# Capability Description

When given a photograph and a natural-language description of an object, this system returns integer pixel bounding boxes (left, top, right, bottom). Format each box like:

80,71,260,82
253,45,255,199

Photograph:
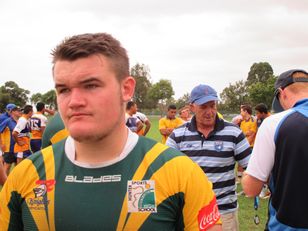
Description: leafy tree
219,80,249,113
130,63,152,109
0,81,30,111
248,75,277,110
41,90,57,109
176,93,190,109
147,79,174,106
246,62,274,86
30,93,43,105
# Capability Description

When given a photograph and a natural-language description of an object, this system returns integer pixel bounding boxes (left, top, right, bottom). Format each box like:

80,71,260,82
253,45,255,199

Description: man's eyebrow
54,77,102,89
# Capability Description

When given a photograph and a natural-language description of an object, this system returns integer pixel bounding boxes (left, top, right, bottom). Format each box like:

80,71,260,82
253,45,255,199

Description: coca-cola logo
198,198,220,230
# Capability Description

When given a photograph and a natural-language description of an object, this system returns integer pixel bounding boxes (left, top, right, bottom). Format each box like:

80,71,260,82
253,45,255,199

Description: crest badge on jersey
214,141,223,152
26,179,56,211
127,180,157,213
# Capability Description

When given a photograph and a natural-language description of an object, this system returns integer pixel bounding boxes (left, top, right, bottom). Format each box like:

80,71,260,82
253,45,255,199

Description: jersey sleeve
41,115,48,127
0,161,31,230
183,162,221,230
13,118,27,133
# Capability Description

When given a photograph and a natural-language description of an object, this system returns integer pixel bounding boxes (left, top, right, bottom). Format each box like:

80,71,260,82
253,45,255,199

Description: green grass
147,115,269,231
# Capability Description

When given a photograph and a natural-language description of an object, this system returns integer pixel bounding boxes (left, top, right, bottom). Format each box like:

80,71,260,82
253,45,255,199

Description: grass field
148,115,269,231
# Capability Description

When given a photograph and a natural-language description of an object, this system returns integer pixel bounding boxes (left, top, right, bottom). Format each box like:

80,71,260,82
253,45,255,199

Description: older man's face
191,101,217,127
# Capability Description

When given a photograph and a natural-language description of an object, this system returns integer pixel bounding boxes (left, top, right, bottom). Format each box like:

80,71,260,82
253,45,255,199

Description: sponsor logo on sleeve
198,197,220,230
127,180,157,213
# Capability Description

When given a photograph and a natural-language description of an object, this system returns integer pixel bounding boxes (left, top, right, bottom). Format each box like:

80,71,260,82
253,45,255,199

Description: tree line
0,62,276,114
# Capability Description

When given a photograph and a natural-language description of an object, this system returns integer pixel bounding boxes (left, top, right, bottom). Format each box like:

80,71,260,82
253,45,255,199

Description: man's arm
0,161,7,185
142,120,151,136
159,128,173,136
242,117,276,197
44,108,55,115
241,171,265,197
135,120,143,134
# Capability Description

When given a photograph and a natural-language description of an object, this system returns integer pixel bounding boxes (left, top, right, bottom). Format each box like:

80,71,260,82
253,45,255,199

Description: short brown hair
51,33,129,81
240,104,252,115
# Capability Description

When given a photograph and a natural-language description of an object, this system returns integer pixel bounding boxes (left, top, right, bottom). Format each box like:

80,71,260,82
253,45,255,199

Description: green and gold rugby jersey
0,134,220,230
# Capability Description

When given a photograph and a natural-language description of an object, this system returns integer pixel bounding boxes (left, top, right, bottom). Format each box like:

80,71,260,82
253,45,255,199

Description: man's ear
121,76,136,102
189,103,195,113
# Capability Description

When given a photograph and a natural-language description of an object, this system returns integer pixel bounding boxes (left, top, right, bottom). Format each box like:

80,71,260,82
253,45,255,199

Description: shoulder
219,120,243,135
139,137,199,172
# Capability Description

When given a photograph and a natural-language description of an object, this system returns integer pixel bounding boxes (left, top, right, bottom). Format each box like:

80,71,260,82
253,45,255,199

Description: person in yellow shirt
240,104,257,147
159,105,183,144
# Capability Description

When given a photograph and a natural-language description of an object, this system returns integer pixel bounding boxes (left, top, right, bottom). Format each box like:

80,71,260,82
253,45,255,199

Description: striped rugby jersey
166,116,251,214
0,135,220,230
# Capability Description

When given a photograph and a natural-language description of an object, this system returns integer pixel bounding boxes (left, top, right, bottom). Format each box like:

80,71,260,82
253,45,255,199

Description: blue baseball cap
272,69,308,113
189,84,218,105
6,103,17,111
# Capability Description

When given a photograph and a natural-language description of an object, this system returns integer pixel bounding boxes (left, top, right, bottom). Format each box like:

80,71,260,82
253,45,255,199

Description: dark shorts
30,139,42,153
3,152,17,164
16,150,32,159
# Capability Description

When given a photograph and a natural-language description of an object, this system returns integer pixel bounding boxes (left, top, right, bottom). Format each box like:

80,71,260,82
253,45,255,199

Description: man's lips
68,112,91,120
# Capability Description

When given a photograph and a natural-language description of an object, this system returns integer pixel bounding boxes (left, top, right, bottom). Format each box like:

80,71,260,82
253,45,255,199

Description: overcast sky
0,0,307,99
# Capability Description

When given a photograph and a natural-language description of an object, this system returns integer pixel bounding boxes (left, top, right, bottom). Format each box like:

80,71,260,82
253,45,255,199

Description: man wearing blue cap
0,104,17,124
166,84,251,231
0,104,18,160
242,69,308,230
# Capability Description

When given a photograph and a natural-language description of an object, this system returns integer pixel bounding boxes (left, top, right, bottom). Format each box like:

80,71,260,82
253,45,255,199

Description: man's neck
197,124,215,138
243,115,251,121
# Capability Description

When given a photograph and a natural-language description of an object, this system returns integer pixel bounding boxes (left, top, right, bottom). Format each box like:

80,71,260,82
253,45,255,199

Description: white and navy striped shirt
166,116,251,214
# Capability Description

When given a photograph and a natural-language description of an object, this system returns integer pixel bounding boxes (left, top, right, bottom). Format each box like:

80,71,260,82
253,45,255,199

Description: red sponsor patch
198,197,220,230
35,179,56,192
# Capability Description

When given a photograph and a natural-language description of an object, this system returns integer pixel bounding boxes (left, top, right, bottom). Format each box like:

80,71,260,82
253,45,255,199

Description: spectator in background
0,105,21,175
0,104,17,124
125,101,143,134
135,110,151,136
239,104,257,147
0,104,17,161
237,104,257,182
30,102,48,153
254,103,271,128
12,105,33,164
178,105,192,122
166,84,251,231
242,69,308,230
159,104,183,144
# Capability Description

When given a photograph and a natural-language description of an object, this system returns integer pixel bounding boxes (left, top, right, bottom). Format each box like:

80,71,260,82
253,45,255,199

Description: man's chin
70,131,107,143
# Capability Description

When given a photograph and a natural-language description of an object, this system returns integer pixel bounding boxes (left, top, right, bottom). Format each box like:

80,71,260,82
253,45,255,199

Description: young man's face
11,109,21,119
255,111,263,120
180,109,190,119
191,101,217,127
240,108,248,117
167,109,177,119
53,54,134,142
